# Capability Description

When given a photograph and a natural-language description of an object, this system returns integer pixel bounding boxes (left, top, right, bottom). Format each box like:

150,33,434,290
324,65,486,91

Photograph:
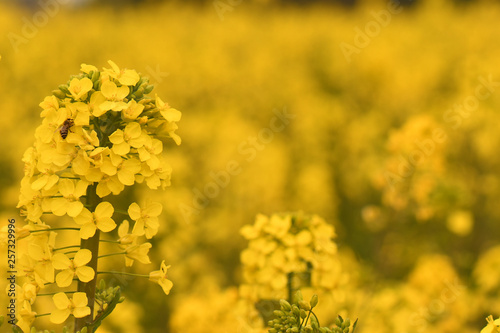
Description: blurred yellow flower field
2,0,500,332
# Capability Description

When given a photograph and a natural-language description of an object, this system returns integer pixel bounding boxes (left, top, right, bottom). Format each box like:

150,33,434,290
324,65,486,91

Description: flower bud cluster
268,291,357,333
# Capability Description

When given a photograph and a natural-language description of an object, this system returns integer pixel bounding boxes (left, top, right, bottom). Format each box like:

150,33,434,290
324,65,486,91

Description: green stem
35,313,51,318
287,272,294,304
299,310,312,333
96,271,148,278
38,291,77,297
114,209,129,215
53,245,81,251
75,183,102,332
311,311,321,328
100,239,120,244
98,252,127,259
30,227,80,233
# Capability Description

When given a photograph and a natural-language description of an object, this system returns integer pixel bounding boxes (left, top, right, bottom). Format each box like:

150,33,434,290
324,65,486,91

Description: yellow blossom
16,302,36,333
50,292,90,324
122,99,145,120
100,80,129,111
52,249,95,287
74,202,116,239
124,242,152,267
482,316,500,333
50,179,88,217
117,220,138,248
149,260,173,295
27,243,54,283
68,77,93,101
17,283,38,307
104,60,140,86
129,202,162,239
109,122,146,155
80,63,98,74
156,95,182,122
88,91,107,117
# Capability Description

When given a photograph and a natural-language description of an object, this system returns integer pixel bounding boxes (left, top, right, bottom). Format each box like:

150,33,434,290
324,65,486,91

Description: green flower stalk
15,61,180,333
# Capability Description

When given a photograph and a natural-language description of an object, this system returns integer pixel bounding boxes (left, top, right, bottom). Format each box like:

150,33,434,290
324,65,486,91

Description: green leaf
351,319,358,333
89,287,123,332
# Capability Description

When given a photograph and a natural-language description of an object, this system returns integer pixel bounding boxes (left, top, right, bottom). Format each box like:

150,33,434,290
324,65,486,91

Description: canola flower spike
13,61,179,333
240,212,341,302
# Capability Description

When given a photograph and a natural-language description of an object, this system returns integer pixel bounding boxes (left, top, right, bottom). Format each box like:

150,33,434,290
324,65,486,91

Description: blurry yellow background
2,0,500,332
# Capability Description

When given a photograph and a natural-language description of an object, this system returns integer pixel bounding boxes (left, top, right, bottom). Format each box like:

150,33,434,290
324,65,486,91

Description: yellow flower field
1,0,500,332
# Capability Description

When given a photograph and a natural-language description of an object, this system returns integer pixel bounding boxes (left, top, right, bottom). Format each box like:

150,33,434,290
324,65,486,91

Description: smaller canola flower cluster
240,212,341,301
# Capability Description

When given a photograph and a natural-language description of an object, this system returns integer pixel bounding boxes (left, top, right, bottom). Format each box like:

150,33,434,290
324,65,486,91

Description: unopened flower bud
299,300,311,311
280,299,292,311
52,89,66,99
310,294,318,308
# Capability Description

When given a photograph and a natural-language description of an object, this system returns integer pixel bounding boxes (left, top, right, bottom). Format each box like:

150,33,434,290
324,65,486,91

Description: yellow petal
109,129,124,144
119,69,140,86
73,306,91,319
97,217,117,232
81,63,98,74
125,122,142,138
160,108,182,122
67,201,84,217
128,203,141,220
112,141,130,156
28,244,44,261
76,266,95,283
58,179,75,197
72,154,90,175
72,292,89,308
145,202,162,217
31,175,48,191
159,279,173,295
131,220,145,236
52,292,70,309
50,309,71,324
74,208,93,225
80,223,97,239
101,160,118,176
117,169,136,186
51,198,68,216
52,253,71,270
101,81,118,99
107,60,120,73
96,202,114,218
74,249,92,266
144,222,159,239
56,270,75,288
116,86,130,100
96,182,112,198
118,220,130,237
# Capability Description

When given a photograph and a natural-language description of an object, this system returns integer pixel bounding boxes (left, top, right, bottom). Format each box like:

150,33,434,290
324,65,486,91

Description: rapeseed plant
13,61,181,332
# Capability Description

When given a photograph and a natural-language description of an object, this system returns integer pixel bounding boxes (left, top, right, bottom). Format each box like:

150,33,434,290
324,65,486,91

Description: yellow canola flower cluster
18,60,181,223
13,61,179,332
239,212,341,301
